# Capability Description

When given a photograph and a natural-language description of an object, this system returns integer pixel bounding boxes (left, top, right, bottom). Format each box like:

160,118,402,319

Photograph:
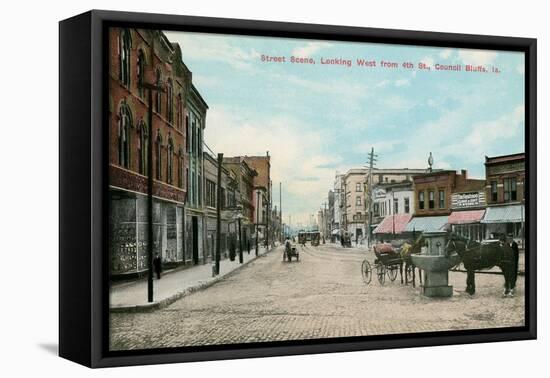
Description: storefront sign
451,191,486,209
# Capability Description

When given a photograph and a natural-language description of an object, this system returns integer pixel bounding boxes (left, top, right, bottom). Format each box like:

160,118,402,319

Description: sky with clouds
164,31,525,227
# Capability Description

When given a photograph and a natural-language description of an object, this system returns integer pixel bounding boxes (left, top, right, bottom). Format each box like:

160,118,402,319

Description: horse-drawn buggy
283,239,300,262
340,231,352,248
310,231,320,247
361,241,419,285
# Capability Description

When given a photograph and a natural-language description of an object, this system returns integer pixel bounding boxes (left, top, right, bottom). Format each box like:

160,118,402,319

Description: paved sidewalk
110,245,276,312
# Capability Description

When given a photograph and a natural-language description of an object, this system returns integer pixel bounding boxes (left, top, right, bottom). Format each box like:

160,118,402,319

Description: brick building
407,170,485,235
243,154,272,245
223,157,258,245
481,153,525,241
108,28,201,276
203,152,240,261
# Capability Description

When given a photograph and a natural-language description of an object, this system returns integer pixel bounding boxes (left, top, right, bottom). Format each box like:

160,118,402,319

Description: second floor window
373,202,380,217
356,196,362,206
404,197,410,213
178,148,184,188
206,179,216,207
118,104,132,169
428,191,435,209
138,121,148,175
438,190,445,209
490,181,498,202
393,198,399,214
504,177,517,202
355,183,361,192
419,191,425,210
155,131,162,181
167,137,174,184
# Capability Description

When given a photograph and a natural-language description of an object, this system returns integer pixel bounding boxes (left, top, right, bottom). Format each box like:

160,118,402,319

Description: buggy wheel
405,264,414,283
377,264,386,285
361,260,372,284
388,265,399,282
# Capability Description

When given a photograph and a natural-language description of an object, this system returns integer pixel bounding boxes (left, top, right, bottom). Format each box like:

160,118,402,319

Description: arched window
178,146,184,188
137,49,145,98
119,29,131,88
166,78,174,123
137,120,148,175
176,94,183,131
118,103,132,169
155,69,162,114
167,134,174,184
155,130,163,181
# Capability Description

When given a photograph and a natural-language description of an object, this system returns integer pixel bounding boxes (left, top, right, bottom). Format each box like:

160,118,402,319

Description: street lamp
141,80,165,304
236,212,244,263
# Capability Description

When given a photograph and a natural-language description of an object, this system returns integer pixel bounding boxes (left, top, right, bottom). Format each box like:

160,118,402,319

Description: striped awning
448,209,485,225
373,214,412,234
481,204,525,224
405,215,449,232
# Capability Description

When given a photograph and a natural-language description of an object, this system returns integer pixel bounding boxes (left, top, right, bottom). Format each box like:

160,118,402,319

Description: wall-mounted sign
451,191,486,209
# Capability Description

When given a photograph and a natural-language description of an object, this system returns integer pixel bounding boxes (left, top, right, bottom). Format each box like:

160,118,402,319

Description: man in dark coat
153,253,162,280
510,238,520,295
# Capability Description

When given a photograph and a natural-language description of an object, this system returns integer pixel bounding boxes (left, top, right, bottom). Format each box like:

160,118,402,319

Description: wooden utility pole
255,190,260,256
215,153,223,275
279,182,282,243
366,147,377,247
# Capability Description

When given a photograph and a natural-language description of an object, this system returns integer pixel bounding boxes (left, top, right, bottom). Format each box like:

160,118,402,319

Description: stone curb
110,247,275,313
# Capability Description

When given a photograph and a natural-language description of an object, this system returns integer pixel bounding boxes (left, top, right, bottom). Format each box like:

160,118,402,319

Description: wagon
283,240,300,262
361,243,409,285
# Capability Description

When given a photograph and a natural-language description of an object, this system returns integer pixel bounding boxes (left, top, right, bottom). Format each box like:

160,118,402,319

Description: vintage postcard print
108,28,526,351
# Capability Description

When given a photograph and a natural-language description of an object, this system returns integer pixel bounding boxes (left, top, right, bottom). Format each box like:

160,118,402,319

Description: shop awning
481,204,525,224
448,209,485,225
405,215,448,232
373,214,412,234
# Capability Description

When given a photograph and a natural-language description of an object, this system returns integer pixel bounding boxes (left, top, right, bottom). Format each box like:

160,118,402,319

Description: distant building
342,169,367,243
481,153,525,242
407,170,485,236
223,157,258,245
367,168,426,243
203,152,240,261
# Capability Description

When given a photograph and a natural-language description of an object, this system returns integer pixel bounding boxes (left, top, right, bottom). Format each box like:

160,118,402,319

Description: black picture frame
59,9,537,368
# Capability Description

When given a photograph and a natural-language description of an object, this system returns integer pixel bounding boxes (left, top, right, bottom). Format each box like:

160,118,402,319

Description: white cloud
464,105,524,148
204,107,342,225
394,78,410,87
516,64,525,75
420,56,434,67
439,49,453,59
457,49,498,66
291,42,332,57
164,31,260,71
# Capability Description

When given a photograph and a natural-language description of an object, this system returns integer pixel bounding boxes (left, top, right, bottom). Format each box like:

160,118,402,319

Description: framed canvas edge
62,9,537,368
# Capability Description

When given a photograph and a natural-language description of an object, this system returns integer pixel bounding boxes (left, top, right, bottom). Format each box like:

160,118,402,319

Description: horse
400,234,425,288
373,235,424,287
446,233,517,296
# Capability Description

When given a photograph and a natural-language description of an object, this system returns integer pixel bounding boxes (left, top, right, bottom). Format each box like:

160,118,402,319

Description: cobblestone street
110,243,525,350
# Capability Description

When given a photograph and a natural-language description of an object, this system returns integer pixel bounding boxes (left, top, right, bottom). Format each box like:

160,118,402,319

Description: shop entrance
192,216,199,265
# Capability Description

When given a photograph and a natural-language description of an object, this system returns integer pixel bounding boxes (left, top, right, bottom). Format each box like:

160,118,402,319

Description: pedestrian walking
510,237,520,296
153,253,162,280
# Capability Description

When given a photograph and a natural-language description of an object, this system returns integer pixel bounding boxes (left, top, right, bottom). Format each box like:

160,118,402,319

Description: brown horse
446,233,516,296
